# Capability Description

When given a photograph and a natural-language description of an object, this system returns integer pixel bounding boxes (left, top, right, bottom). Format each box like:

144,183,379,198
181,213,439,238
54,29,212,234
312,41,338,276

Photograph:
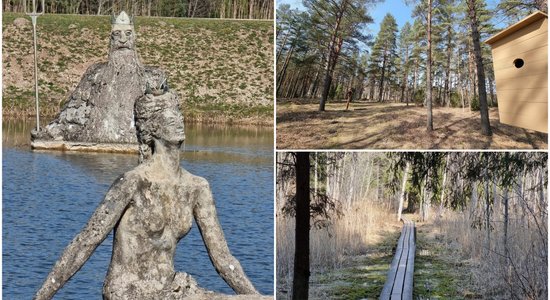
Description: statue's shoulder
77,61,109,84
143,65,166,76
179,169,210,190
85,61,108,74
110,170,143,191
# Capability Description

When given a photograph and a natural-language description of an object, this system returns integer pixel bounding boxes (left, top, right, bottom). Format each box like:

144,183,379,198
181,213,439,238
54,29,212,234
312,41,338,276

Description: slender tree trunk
277,45,294,95
444,26,452,107
467,0,492,136
438,155,448,219
397,162,410,221
319,1,347,111
368,77,376,101
277,33,289,63
292,152,310,300
411,61,418,105
378,52,387,102
503,187,509,259
308,71,320,98
249,0,254,19
320,36,343,111
314,153,318,195
426,0,433,131
487,74,495,106
400,49,409,105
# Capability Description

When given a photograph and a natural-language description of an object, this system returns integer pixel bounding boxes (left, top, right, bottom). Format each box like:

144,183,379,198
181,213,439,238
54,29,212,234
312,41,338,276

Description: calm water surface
3,119,274,299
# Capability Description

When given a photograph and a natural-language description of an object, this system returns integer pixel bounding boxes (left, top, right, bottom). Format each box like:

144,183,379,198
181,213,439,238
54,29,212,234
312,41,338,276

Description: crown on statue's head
111,11,133,26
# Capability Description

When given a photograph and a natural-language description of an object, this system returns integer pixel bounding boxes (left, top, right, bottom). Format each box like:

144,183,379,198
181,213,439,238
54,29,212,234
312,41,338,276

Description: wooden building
486,11,548,133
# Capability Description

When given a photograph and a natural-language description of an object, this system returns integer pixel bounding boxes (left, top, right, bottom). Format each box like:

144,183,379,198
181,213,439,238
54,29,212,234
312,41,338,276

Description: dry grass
276,201,399,299
432,208,547,299
276,101,547,149
2,13,273,122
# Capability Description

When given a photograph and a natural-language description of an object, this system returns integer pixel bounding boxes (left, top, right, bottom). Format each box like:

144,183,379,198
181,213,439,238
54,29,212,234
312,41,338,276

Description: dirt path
277,101,547,149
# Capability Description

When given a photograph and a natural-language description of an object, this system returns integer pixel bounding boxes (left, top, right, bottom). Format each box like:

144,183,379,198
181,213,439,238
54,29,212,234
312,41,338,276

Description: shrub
470,95,480,111
413,89,425,106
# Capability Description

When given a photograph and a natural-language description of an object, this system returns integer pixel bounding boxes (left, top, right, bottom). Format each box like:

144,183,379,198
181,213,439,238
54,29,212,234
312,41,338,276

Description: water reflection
3,118,273,152
3,118,274,166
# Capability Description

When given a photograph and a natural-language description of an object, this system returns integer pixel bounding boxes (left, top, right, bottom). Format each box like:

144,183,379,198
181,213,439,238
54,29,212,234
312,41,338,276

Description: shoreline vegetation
2,106,274,126
2,12,274,126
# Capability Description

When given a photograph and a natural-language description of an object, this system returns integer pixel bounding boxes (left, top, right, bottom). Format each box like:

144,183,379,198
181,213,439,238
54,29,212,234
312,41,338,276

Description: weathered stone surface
31,140,138,153
34,79,268,299
31,12,166,145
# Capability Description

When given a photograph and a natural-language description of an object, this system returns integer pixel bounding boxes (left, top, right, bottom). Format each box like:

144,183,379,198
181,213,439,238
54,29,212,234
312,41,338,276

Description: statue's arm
34,175,133,300
193,179,259,295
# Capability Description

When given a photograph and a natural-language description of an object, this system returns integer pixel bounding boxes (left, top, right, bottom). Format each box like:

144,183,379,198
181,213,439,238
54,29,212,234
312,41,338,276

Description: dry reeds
276,200,396,297
437,188,547,299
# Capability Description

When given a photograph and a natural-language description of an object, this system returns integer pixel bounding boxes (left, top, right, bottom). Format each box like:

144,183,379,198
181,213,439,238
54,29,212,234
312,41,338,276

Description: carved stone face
156,106,185,145
110,25,135,51
135,94,185,147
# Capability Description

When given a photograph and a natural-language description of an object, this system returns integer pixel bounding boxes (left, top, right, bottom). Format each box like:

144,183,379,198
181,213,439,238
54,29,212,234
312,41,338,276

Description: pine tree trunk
319,1,347,111
444,27,452,107
277,45,294,95
292,152,310,300
400,49,409,105
411,62,418,105
426,0,433,131
467,0,492,136
378,52,387,102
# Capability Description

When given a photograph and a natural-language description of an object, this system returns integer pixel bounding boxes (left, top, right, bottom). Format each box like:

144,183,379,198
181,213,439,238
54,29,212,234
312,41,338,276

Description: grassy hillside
2,13,273,124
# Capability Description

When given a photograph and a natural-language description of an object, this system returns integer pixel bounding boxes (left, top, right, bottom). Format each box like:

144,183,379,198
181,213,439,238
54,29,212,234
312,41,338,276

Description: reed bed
276,200,397,297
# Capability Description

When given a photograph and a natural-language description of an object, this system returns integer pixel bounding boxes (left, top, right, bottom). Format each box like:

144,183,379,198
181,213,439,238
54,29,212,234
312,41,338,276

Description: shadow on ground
276,101,547,149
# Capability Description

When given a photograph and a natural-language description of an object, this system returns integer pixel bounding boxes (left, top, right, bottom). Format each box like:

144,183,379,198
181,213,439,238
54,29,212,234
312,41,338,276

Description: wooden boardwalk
380,217,416,300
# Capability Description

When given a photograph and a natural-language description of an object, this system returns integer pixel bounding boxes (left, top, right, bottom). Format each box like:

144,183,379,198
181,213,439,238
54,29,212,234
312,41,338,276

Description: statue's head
110,11,135,52
135,92,185,155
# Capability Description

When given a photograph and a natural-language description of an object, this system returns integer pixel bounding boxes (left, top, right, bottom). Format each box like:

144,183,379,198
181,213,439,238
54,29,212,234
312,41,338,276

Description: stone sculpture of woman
34,90,262,299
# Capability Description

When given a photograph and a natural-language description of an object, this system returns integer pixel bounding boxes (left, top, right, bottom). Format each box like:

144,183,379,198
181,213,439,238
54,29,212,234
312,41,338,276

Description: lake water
2,118,274,298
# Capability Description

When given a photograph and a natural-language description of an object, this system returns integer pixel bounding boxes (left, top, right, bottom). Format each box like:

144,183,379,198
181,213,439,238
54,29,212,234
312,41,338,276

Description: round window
513,58,524,68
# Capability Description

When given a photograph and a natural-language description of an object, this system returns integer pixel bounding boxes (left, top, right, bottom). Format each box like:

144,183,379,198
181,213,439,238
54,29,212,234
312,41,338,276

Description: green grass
313,231,400,300
413,229,467,299
3,13,273,122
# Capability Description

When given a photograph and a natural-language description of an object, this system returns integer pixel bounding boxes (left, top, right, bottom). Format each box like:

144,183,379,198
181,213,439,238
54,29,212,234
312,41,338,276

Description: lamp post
25,0,45,131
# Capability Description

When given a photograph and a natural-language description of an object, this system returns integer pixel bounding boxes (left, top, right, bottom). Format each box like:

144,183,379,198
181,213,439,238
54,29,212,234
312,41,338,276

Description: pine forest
276,0,548,149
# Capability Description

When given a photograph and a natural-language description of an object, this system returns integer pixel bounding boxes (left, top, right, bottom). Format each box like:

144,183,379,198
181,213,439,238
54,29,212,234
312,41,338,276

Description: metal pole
26,0,44,131
32,15,39,131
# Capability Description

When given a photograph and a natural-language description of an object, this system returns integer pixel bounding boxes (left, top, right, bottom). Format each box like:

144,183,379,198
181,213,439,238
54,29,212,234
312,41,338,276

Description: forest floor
304,215,482,299
2,13,273,125
276,100,547,149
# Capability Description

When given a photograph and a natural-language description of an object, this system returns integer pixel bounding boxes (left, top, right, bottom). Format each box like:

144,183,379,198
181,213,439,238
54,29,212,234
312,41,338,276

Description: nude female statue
34,90,261,299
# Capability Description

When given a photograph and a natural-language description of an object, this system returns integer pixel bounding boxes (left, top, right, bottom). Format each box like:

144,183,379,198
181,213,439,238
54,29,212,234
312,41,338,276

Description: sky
278,0,414,38
277,0,507,49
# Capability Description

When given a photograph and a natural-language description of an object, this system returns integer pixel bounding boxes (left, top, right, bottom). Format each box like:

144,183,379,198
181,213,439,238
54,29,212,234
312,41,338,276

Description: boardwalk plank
380,217,415,300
